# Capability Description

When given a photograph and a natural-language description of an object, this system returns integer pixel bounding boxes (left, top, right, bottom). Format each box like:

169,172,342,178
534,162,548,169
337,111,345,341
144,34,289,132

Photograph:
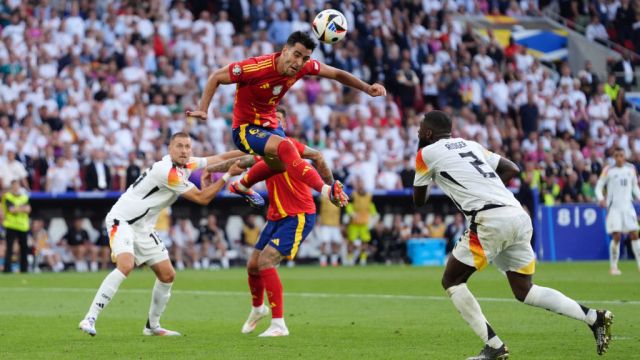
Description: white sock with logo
631,240,640,269
148,279,173,329
609,240,620,270
85,269,127,320
523,284,596,325
447,283,503,349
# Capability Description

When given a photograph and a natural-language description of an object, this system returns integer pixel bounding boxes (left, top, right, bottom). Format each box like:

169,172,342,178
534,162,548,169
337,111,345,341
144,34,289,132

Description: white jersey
595,163,640,210
108,155,206,229
413,138,520,218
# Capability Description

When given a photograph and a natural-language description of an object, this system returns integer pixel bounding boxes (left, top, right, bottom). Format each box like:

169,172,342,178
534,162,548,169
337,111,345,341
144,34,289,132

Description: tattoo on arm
207,155,256,173
303,146,334,185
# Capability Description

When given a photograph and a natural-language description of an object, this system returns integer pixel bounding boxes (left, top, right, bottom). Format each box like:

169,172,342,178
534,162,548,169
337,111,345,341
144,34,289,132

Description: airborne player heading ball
187,31,386,209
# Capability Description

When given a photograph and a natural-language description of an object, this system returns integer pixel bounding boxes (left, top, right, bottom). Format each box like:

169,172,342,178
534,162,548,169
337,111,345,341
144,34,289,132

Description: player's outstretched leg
243,250,270,334
442,257,509,359
229,161,273,208
507,272,613,355
79,254,132,336
143,260,181,336
268,136,348,207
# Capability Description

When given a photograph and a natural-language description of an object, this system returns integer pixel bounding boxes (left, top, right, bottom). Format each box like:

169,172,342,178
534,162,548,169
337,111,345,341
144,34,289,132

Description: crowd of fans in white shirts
0,0,638,271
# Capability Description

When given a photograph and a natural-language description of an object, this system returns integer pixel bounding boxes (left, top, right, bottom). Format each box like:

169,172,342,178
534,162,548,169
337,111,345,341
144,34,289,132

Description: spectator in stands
2,180,31,273
586,15,609,42
370,222,394,264
241,215,261,259
427,214,446,238
2,144,29,190
46,156,75,193
612,52,636,90
171,218,198,270
198,214,230,270
390,214,411,264
31,218,64,272
85,149,111,191
518,92,540,138
444,213,465,254
345,178,377,266
62,217,96,272
93,219,112,271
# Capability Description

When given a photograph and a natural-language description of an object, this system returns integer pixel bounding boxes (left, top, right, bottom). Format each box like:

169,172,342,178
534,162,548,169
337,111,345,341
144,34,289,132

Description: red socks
240,160,281,188
276,140,325,192
248,273,264,307
260,267,283,318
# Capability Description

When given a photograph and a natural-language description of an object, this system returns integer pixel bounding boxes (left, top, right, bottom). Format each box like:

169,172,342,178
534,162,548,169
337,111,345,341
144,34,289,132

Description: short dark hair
423,110,452,134
276,107,287,118
286,31,316,51
613,147,625,153
170,132,191,142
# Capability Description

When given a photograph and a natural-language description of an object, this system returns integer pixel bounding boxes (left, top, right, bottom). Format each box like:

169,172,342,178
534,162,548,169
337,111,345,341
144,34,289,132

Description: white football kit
414,138,535,274
595,164,640,233
107,155,206,265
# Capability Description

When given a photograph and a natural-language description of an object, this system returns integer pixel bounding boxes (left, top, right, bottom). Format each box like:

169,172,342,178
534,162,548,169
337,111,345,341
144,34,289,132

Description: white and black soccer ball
311,9,348,44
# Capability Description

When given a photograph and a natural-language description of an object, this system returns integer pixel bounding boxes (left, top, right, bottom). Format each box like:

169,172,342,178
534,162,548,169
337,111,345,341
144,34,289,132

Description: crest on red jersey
272,85,283,95
232,64,242,76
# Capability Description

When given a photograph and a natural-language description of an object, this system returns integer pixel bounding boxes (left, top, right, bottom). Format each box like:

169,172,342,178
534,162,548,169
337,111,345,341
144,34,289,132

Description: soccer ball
312,9,348,44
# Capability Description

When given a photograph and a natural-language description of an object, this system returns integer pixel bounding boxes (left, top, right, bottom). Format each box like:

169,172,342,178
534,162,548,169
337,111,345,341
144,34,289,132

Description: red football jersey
258,138,316,221
228,53,321,130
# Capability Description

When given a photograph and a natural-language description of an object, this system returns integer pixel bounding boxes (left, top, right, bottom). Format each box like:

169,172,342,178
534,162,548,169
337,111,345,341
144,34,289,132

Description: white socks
632,240,640,269
148,279,173,329
330,254,339,266
523,285,597,325
610,240,620,270
271,317,286,328
86,269,127,320
446,284,504,349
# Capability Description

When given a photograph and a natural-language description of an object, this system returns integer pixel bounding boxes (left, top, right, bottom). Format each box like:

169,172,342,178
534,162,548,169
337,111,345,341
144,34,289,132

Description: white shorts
319,225,342,244
453,206,536,275
106,216,169,267
606,207,639,234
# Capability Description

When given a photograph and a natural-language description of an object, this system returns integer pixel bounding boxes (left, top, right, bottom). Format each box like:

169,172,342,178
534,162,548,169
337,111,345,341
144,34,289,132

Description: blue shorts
256,213,316,259
232,124,286,156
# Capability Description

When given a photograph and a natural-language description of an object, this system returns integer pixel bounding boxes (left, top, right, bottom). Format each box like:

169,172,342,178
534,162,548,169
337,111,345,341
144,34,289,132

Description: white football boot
78,317,97,336
258,319,289,337
241,305,270,334
143,322,181,336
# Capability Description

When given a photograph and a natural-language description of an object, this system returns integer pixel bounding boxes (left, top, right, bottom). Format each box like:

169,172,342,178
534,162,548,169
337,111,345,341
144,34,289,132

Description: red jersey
257,138,315,220
228,53,321,130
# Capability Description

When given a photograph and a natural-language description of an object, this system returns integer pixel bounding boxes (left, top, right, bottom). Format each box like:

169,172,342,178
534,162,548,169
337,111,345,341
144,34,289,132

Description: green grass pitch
0,261,638,359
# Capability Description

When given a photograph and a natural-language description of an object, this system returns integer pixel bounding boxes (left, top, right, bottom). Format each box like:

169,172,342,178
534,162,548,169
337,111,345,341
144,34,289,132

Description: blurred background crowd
0,0,639,271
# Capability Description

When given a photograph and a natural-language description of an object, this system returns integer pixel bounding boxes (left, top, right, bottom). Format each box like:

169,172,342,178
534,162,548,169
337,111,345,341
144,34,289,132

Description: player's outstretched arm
413,185,430,207
204,150,247,167
182,161,245,206
186,65,233,120
495,157,520,185
317,63,386,97
206,155,256,173
302,146,334,185
594,167,607,207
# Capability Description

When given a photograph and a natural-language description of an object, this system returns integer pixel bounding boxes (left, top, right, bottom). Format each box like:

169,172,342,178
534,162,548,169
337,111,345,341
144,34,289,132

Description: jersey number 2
459,151,497,178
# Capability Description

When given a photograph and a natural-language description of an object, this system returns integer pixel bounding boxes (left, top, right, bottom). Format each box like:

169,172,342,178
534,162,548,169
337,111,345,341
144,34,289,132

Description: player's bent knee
158,269,176,283
116,261,134,276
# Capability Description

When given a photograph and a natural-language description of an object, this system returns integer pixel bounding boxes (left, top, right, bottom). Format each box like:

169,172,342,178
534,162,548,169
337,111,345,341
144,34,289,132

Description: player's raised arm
205,155,256,173
204,150,247,166
317,63,386,97
181,161,245,206
186,65,233,120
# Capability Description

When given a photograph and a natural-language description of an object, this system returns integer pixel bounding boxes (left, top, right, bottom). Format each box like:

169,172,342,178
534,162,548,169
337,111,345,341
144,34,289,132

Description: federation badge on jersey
286,78,296,87
232,64,242,76
272,85,283,95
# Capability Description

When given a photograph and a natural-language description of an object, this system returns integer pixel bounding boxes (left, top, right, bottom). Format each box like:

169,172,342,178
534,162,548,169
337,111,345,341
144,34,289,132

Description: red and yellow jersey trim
415,150,429,174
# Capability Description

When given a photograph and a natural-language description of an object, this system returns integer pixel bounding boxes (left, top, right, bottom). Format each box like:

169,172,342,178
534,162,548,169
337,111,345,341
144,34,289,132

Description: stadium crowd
0,0,639,271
